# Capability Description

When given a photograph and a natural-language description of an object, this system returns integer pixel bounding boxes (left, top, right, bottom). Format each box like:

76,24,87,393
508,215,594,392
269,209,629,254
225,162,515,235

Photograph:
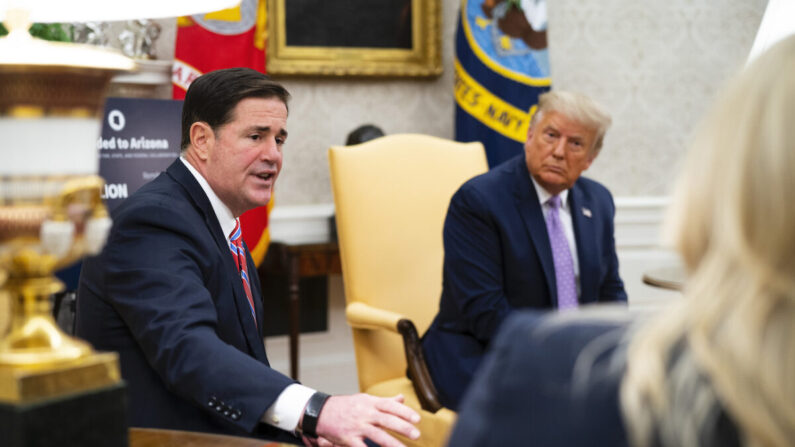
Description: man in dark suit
446,311,630,447
77,68,419,447
422,91,627,410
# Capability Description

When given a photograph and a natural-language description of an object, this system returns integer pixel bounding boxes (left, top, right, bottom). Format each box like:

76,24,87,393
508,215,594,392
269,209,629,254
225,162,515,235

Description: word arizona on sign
98,97,183,212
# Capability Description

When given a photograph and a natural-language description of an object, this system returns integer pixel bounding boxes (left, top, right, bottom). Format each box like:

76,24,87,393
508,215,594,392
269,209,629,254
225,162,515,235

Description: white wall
548,0,766,196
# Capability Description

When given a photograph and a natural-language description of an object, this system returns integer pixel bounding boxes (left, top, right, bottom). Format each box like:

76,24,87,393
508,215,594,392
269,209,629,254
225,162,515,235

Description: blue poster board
97,98,184,212
58,98,183,290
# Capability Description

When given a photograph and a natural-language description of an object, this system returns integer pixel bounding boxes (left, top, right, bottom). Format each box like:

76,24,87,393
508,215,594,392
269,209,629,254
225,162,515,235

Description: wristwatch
299,391,330,438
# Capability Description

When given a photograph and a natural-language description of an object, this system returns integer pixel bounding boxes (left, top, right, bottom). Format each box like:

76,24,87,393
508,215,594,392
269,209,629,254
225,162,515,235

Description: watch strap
300,391,330,438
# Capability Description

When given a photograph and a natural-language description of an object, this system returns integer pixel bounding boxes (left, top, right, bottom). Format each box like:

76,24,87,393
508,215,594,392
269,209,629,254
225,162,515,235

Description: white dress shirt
180,157,314,431
530,176,581,296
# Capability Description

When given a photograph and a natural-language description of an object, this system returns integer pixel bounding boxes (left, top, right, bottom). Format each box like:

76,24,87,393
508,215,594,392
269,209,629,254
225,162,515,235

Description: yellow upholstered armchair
328,134,488,446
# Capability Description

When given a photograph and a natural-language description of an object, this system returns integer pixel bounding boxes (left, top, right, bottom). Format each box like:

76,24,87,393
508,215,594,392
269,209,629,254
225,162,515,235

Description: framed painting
266,0,442,77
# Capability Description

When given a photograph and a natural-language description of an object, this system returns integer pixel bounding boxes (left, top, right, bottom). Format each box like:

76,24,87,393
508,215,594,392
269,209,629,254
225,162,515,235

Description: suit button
223,410,230,417
215,405,223,412
231,410,241,421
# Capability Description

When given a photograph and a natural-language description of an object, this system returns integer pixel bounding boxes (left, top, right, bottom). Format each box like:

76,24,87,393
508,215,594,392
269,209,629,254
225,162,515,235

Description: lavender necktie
546,195,578,310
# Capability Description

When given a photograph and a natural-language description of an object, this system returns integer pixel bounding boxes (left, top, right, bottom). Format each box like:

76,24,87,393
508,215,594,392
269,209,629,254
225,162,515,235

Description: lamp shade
0,0,241,23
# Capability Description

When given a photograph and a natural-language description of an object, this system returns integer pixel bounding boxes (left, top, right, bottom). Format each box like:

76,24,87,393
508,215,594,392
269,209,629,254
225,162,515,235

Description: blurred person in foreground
77,68,419,447
447,35,795,447
422,90,627,410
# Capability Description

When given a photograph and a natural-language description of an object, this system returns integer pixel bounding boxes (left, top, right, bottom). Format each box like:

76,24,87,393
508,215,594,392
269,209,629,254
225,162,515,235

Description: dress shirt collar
180,156,237,241
530,175,569,210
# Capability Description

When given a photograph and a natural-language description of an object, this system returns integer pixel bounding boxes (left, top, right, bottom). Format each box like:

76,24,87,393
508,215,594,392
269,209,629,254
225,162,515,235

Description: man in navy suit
77,68,420,446
422,91,627,410
447,311,631,447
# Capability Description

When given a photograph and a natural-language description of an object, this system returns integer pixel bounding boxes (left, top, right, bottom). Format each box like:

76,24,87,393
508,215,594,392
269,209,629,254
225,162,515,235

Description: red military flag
172,0,273,266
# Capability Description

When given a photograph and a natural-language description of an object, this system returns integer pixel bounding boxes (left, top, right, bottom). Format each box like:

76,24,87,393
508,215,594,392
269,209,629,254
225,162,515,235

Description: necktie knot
229,220,244,271
229,219,242,243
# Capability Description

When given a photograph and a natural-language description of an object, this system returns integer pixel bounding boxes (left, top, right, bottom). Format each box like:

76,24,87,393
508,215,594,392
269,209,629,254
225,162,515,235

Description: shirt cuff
261,383,316,432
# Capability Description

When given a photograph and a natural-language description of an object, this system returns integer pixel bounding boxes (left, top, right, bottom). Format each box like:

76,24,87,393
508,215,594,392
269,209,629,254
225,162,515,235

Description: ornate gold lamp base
0,290,128,446
0,276,128,447
0,276,121,400
0,13,134,443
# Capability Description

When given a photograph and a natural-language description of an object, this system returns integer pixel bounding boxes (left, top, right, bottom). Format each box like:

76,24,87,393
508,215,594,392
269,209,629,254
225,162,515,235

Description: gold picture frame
266,0,442,77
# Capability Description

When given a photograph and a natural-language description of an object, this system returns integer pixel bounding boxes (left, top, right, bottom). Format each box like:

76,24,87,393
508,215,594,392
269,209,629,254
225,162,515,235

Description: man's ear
584,149,598,170
190,122,214,160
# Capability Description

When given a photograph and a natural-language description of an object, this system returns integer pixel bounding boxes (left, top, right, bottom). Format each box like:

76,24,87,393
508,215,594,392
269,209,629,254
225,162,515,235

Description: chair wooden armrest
345,302,444,413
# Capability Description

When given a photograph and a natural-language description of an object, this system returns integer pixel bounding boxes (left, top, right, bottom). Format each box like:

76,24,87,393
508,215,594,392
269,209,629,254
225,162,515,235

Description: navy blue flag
454,0,552,168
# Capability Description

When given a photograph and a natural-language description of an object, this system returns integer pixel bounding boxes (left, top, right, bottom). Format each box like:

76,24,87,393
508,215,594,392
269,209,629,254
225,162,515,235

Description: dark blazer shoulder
453,154,526,208
448,310,630,447
571,175,617,220
109,160,220,246
573,176,615,203
111,161,191,214
462,154,524,190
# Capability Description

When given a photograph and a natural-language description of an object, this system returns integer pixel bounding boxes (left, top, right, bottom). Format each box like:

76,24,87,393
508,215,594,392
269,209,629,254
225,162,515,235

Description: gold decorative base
0,276,86,363
0,313,93,365
0,351,120,403
0,275,121,404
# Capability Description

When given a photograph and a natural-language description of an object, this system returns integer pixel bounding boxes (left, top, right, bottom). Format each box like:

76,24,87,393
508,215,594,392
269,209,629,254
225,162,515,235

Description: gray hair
530,90,612,154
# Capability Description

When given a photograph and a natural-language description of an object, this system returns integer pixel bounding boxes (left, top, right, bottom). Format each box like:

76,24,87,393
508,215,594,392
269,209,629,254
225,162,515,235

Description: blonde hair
530,90,613,154
621,35,795,446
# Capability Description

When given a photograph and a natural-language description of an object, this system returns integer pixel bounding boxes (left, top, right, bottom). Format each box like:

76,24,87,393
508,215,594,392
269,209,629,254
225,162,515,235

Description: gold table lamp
0,1,240,445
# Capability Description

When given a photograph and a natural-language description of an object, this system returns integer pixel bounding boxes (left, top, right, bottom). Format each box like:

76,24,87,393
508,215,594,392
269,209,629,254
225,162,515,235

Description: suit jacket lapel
512,157,558,306
569,182,598,304
166,160,269,362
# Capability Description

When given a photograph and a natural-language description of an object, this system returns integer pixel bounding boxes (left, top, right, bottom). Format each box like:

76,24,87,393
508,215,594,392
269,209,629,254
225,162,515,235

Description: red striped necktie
229,219,257,326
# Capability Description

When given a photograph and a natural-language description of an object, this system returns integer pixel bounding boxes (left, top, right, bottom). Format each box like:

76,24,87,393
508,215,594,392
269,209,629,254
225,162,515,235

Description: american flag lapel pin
582,207,592,218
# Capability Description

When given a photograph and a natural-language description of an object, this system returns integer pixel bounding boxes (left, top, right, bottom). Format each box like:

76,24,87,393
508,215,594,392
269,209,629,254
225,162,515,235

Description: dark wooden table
260,241,341,380
129,428,284,446
642,265,686,291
